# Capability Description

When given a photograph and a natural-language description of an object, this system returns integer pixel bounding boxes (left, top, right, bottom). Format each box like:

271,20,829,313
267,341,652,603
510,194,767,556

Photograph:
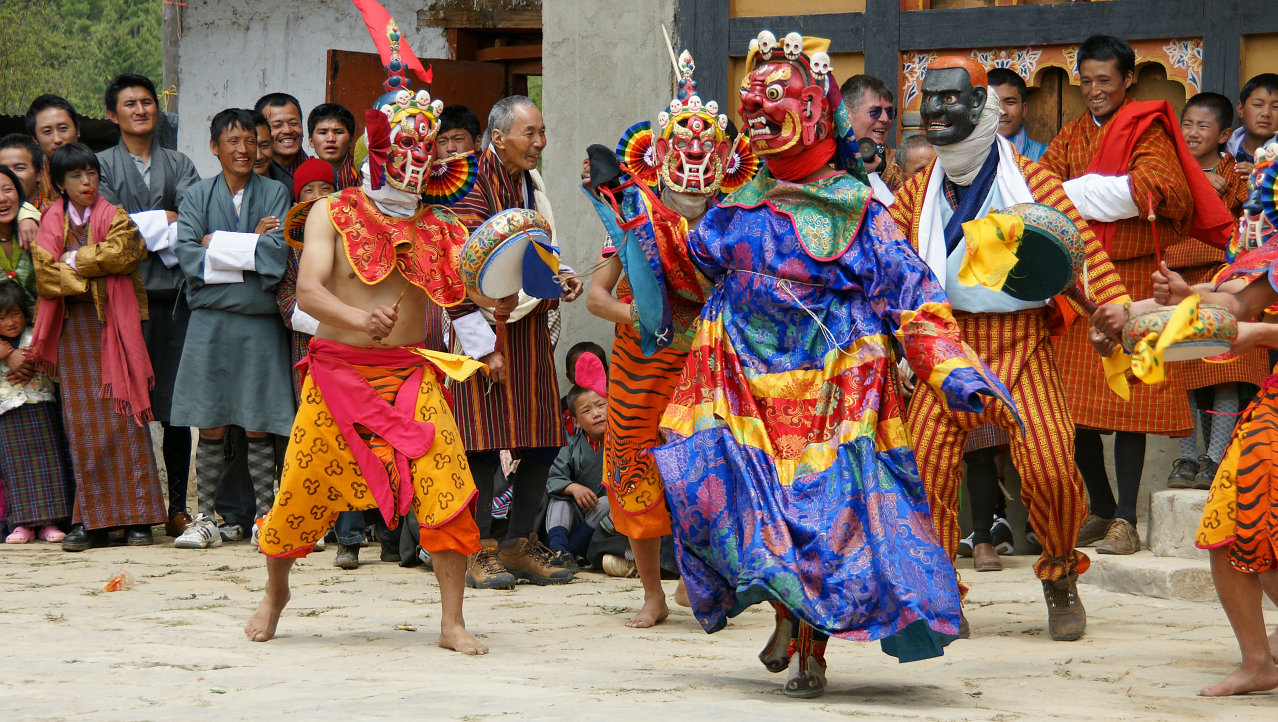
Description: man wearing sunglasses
841,74,902,194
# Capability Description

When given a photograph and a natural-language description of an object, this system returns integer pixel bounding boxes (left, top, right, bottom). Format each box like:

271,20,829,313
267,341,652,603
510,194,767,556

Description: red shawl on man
1085,99,1233,252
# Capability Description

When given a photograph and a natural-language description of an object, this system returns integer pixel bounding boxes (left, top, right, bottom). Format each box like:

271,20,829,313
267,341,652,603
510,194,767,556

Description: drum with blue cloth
459,208,562,300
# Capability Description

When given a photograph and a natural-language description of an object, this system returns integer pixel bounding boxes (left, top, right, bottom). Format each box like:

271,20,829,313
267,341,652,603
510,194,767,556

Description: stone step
1081,549,1277,610
1147,489,1209,560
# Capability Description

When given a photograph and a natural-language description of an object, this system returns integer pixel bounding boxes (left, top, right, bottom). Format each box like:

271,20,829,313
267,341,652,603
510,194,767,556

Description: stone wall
176,0,448,177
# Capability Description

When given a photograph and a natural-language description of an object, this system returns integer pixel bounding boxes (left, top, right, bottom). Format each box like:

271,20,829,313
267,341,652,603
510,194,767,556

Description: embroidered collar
327,188,469,309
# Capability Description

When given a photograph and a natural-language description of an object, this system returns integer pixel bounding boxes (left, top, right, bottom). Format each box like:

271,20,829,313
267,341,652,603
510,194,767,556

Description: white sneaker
174,514,223,549
958,532,975,557
250,522,260,550
218,523,247,542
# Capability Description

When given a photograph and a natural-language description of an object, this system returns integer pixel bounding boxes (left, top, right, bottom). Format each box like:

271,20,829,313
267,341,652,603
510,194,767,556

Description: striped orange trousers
906,310,1090,582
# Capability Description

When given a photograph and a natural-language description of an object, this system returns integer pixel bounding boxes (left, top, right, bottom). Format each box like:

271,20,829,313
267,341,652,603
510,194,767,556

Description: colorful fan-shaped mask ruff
721,134,760,194
617,121,659,187
421,151,478,205
283,197,325,250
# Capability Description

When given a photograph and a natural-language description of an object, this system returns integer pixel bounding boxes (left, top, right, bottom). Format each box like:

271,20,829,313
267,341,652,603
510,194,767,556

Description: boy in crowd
988,67,1047,161
545,384,611,567
171,109,294,550
1227,73,1278,175
1165,93,1265,489
306,103,358,189
436,105,481,158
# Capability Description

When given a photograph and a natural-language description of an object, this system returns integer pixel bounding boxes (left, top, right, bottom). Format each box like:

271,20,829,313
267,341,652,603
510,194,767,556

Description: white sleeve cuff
1062,174,1140,222
130,210,172,252
452,311,497,359
17,202,40,224
206,231,260,272
290,307,320,336
868,172,895,206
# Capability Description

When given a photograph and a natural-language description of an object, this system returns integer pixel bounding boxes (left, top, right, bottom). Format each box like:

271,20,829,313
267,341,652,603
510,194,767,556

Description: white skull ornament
783,32,803,61
809,52,832,80
757,30,776,60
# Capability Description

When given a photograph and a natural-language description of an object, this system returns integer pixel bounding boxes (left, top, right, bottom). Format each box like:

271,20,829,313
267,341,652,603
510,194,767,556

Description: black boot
126,525,154,546
61,525,109,552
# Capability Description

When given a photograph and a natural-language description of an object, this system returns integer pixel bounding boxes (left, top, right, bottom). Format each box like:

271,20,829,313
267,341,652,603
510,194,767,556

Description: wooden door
326,51,507,136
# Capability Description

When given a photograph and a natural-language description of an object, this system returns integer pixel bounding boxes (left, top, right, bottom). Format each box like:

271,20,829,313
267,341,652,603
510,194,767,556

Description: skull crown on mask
739,32,833,158
655,49,734,196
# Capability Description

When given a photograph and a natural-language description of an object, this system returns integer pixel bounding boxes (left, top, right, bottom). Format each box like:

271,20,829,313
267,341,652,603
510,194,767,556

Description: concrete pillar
540,0,678,386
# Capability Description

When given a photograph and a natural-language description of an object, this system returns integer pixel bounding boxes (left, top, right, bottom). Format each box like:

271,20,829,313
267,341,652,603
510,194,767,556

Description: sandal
783,654,828,699
5,526,34,544
38,526,66,543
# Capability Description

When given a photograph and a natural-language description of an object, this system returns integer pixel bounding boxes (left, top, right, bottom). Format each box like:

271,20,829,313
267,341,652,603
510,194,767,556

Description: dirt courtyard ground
1,543,1274,721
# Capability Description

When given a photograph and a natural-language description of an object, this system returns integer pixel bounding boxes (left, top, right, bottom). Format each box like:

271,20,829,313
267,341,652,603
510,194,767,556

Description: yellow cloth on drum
957,214,1023,292
1129,294,1201,385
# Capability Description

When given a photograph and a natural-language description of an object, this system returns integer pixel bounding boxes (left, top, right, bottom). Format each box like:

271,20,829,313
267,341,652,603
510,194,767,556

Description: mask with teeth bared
655,110,731,196
920,67,987,147
739,59,831,158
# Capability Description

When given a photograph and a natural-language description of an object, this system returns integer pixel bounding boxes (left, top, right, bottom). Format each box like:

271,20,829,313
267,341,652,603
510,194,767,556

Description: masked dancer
582,49,758,627
650,31,1018,699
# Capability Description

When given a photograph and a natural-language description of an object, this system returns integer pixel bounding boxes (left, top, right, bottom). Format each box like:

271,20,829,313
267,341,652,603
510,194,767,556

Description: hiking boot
335,544,360,569
466,539,516,590
1042,573,1086,641
498,534,575,585
1075,513,1111,547
1194,454,1218,490
991,516,1015,555
1095,518,1140,555
1166,457,1200,489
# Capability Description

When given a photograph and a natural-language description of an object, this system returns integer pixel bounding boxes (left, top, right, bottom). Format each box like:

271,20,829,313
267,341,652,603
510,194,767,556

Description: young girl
27,143,166,551
0,280,73,542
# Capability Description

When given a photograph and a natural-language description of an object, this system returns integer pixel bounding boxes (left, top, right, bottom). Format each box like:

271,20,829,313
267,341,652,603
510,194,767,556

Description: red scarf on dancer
767,136,836,183
300,339,449,527
27,194,154,425
1085,99,1233,251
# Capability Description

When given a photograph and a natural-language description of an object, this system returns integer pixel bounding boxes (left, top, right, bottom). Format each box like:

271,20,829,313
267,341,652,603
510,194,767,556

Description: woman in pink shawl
28,143,165,551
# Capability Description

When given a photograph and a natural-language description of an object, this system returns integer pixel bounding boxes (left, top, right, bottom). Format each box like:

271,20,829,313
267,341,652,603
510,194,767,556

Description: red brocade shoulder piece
328,188,468,308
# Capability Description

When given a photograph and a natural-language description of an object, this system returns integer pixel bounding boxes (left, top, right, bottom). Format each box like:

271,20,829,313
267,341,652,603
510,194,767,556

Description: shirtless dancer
245,6,487,654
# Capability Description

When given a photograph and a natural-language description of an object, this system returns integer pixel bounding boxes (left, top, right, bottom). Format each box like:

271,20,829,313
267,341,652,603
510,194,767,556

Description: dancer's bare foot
245,589,290,642
626,593,670,628
1269,629,1278,663
439,621,488,655
1198,661,1278,696
674,578,690,608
